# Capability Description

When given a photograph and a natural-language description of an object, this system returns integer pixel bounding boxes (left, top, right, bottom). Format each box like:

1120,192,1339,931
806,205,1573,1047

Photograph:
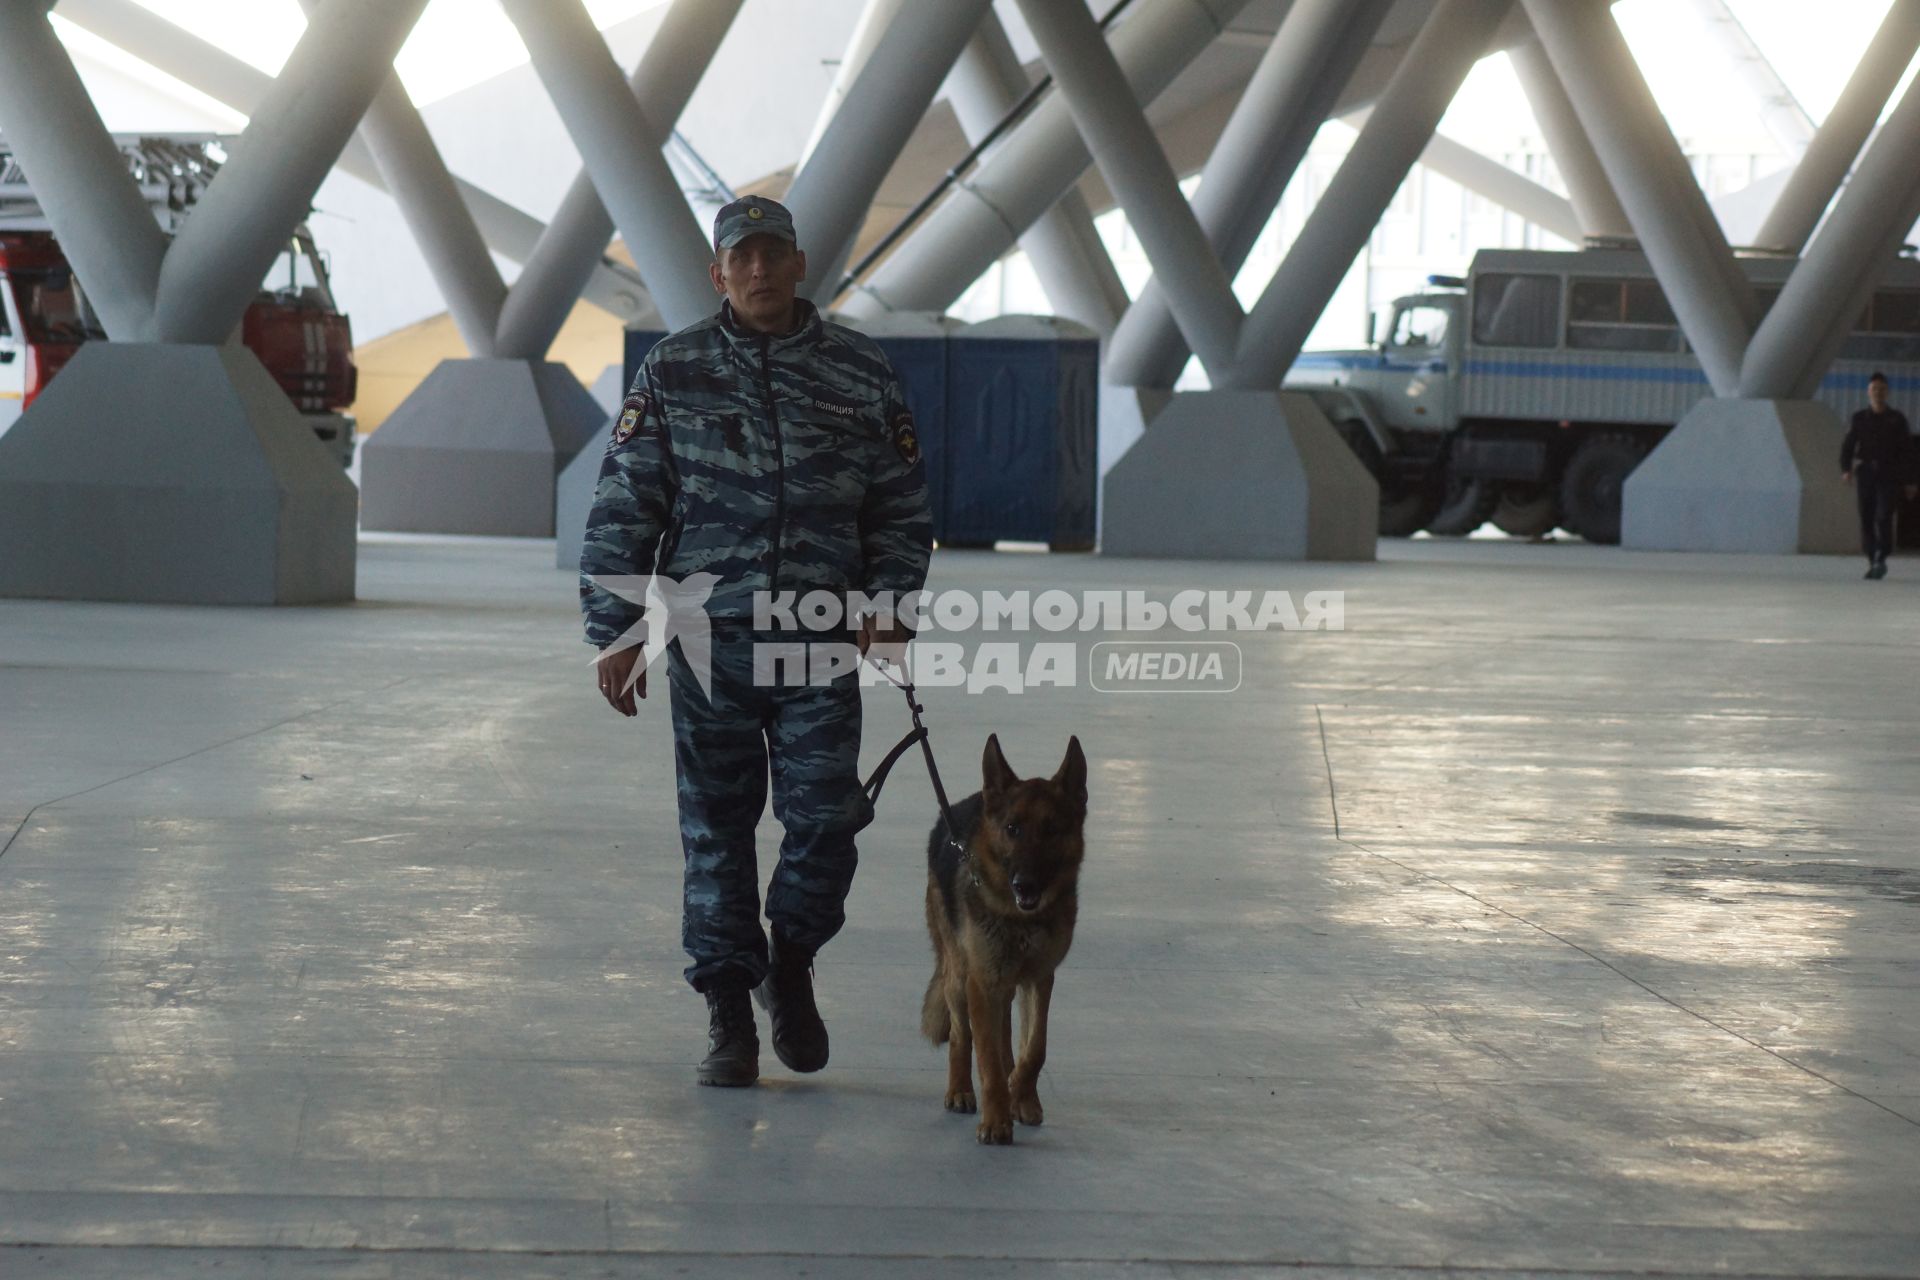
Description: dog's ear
1053,735,1087,810
983,733,1018,797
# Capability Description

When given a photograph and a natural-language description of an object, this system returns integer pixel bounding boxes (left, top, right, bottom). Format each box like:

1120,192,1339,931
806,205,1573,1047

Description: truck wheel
1559,433,1648,545
1424,476,1496,537
1336,422,1436,538
1380,480,1442,538
1491,484,1558,538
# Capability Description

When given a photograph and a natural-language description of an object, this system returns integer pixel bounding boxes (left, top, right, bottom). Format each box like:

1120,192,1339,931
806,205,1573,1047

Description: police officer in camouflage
580,195,933,1088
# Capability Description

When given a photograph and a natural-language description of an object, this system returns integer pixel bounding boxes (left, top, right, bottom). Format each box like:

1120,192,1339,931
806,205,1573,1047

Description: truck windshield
1390,306,1449,350
265,234,335,307
11,269,105,342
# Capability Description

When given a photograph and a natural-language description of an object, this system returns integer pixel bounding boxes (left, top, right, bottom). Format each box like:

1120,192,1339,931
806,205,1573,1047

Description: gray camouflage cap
713,195,797,251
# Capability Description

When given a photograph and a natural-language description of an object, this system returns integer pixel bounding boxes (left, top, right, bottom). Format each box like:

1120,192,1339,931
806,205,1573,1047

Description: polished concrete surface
2,535,1917,1278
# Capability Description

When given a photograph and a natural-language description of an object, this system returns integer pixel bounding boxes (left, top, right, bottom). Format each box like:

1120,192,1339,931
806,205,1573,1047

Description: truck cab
1357,290,1462,434
0,234,100,436
1288,287,1463,424
1285,281,1465,536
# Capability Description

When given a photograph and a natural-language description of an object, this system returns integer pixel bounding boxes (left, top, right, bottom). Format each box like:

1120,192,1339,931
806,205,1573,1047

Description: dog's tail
920,962,950,1044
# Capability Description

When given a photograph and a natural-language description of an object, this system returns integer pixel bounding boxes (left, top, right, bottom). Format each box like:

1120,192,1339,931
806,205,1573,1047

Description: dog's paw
944,1088,976,1114
976,1116,1014,1145
1012,1093,1043,1127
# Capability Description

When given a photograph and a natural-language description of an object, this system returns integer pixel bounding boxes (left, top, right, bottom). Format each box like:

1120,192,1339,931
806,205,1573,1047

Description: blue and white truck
1286,245,1920,541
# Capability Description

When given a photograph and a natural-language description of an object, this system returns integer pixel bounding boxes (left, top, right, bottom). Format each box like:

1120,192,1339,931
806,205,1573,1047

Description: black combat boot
697,981,759,1087
754,930,828,1073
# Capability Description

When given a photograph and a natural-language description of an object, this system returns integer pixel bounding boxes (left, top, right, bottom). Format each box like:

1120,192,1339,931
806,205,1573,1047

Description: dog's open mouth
1013,889,1042,913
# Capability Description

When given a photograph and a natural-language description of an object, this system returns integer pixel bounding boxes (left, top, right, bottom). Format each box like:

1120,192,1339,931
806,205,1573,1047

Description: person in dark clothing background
1841,371,1916,580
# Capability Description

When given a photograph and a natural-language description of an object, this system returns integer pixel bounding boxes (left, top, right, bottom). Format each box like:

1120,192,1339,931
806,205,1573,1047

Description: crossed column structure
2,0,1917,601
1517,0,1920,551
0,0,428,605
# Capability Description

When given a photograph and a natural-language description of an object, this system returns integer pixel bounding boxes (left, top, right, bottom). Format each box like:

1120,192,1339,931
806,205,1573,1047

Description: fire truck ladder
0,133,228,233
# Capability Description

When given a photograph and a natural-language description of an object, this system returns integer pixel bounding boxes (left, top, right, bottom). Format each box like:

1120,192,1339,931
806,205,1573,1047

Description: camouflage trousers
665,622,870,992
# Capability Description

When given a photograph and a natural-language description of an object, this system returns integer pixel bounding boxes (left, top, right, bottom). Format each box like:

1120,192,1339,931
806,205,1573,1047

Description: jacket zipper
760,333,787,594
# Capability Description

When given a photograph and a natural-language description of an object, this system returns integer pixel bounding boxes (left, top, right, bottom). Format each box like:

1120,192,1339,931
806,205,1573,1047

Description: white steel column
1754,0,1920,253
1367,116,1581,241
298,0,506,357
797,0,908,172
1520,0,1753,396
1683,0,1815,158
500,0,715,330
1742,69,1920,398
55,0,654,326
1230,0,1514,389
945,12,1128,338
1013,0,1242,376
840,0,1253,322
493,0,741,358
148,0,430,344
347,72,507,357
0,2,168,338
1508,34,1631,240
788,0,995,302
57,0,267,115
1104,0,1393,388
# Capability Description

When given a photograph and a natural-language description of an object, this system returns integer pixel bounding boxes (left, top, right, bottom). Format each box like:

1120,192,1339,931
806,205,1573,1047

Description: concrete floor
2,534,1917,1278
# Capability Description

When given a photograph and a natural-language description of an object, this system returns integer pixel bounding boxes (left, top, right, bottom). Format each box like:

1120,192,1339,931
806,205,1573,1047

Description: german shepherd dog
921,734,1087,1144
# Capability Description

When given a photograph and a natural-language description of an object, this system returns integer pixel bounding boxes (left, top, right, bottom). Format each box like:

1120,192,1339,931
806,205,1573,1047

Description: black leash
861,654,966,855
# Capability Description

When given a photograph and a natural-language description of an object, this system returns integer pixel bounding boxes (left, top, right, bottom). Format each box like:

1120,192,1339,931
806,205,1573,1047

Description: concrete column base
553,435,610,572
1099,389,1377,560
0,343,355,605
359,358,605,536
1096,384,1168,550
549,362,641,567
587,364,627,417
1622,398,1855,554
1098,383,1170,481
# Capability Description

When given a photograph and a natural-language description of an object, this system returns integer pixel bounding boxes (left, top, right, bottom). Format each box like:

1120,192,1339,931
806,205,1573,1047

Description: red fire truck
0,135,358,464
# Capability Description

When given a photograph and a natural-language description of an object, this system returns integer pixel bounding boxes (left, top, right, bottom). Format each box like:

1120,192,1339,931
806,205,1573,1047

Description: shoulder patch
891,410,921,466
612,390,649,445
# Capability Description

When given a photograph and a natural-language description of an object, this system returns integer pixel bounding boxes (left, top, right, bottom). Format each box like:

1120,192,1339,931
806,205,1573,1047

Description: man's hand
1842,470,1852,484
1906,484,1918,500
596,645,645,716
857,614,913,667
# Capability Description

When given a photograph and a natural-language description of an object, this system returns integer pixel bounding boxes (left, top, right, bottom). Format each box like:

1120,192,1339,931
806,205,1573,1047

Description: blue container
639,311,1101,551
944,316,1100,549
621,328,669,394
837,311,960,543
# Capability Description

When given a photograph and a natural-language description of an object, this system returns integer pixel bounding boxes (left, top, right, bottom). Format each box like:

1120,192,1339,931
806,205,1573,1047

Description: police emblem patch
891,412,920,466
612,391,648,444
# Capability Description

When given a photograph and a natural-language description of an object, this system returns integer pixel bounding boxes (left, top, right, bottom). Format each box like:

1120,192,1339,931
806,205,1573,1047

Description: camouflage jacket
580,297,933,645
